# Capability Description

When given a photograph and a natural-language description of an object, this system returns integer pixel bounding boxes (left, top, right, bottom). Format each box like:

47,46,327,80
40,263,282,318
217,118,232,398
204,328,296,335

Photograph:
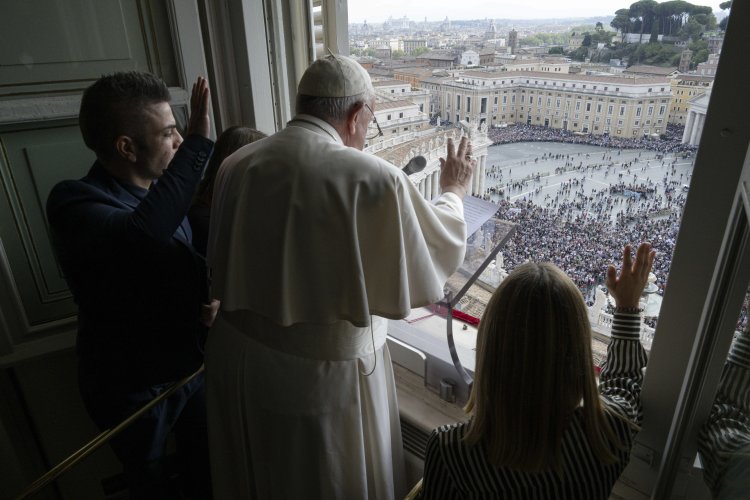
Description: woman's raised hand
605,242,657,309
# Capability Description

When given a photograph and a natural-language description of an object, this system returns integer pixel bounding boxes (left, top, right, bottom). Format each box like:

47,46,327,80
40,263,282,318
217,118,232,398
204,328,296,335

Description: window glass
348,0,721,375
698,286,750,498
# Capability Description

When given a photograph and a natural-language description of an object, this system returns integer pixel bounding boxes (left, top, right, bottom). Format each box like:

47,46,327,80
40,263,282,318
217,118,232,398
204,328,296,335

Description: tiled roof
456,70,670,85
373,79,406,87
373,99,416,111
624,65,678,75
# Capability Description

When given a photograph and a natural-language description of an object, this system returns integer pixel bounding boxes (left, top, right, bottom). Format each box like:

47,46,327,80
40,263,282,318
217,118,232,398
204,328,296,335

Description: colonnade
470,155,487,196
417,169,441,200
415,154,488,200
682,109,707,146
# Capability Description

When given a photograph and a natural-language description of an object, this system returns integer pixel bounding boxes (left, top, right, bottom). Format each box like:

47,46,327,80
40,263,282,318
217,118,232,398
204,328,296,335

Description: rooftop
623,65,679,76
456,70,671,86
672,74,715,83
374,99,418,111
393,67,435,77
373,79,406,87
418,52,456,61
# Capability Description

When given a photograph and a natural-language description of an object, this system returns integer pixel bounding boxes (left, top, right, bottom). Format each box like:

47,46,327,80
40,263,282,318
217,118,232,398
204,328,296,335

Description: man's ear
114,135,138,163
346,101,366,136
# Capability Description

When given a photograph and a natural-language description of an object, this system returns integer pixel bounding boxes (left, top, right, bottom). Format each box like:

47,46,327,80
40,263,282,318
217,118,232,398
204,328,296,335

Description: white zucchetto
297,53,374,97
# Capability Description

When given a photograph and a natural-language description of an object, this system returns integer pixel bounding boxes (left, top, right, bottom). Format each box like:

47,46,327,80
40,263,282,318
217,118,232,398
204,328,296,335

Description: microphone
402,155,427,175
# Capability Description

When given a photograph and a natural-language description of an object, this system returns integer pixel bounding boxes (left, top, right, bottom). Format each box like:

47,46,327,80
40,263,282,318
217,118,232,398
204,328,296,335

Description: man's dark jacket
47,135,214,391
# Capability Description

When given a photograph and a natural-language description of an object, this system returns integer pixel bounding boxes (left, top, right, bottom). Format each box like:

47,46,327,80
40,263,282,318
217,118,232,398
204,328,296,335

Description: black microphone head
403,155,427,175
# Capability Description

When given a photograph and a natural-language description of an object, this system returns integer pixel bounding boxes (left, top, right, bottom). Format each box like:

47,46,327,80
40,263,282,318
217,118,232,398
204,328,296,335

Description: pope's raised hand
439,136,475,199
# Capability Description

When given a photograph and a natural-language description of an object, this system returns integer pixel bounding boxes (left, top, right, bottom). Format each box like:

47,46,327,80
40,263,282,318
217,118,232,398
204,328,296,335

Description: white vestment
206,115,466,499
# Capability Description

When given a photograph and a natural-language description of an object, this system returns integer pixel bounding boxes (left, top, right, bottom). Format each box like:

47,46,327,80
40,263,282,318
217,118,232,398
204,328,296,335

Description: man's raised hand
187,76,210,139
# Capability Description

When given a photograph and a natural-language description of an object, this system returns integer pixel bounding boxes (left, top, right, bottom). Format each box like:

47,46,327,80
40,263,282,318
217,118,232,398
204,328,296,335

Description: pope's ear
114,135,138,163
347,101,366,135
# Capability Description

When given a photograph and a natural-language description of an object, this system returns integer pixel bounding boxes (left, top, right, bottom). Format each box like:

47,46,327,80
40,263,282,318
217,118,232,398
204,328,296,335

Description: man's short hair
79,71,171,160
295,89,374,124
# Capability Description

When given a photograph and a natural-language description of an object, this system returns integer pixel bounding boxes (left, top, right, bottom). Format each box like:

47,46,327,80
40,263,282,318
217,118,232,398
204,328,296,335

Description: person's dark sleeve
598,312,649,425
128,135,213,242
419,429,461,500
698,329,750,497
48,135,213,250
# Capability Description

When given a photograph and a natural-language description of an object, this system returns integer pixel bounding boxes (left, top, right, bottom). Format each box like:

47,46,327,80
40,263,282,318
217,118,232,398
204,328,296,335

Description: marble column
478,156,487,195
682,111,695,143
425,174,433,201
690,113,703,145
694,113,706,145
432,171,440,198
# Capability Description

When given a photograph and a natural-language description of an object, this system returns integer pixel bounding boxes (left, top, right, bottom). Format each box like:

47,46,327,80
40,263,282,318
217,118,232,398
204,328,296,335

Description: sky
347,0,727,23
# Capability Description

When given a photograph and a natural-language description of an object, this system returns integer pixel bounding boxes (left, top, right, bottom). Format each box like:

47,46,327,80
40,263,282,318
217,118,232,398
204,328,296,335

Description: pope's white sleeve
413,190,467,287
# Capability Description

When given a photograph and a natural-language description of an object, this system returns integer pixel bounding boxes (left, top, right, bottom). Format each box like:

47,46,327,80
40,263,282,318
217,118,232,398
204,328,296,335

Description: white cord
360,315,377,377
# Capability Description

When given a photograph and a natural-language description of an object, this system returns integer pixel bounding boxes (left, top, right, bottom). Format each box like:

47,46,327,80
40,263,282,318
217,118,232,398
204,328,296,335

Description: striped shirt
419,312,646,500
698,329,750,498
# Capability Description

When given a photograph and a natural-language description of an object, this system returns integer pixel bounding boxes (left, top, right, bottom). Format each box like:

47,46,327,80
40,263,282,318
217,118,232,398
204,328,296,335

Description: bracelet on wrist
615,306,642,314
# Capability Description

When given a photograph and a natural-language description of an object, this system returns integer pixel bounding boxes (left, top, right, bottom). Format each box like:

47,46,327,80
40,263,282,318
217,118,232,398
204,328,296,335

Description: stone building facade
425,70,672,138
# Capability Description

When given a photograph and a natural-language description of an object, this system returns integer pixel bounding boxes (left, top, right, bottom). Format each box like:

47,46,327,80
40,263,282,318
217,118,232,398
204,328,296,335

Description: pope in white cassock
205,54,474,499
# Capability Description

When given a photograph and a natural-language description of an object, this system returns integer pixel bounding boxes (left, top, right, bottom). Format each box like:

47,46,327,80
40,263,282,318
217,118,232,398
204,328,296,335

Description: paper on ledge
461,196,499,238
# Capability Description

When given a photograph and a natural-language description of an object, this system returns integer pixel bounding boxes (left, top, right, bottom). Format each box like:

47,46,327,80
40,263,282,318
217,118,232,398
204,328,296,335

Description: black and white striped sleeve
598,312,649,425
419,428,460,500
698,329,750,497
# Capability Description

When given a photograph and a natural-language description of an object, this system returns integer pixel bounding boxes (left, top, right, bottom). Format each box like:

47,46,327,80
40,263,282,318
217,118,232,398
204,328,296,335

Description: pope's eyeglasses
364,104,383,141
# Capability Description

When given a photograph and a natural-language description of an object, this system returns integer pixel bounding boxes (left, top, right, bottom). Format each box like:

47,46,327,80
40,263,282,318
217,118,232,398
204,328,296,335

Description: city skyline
348,0,727,23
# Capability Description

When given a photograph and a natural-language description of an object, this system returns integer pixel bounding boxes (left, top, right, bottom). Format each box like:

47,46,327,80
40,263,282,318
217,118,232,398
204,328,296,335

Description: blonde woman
419,242,656,499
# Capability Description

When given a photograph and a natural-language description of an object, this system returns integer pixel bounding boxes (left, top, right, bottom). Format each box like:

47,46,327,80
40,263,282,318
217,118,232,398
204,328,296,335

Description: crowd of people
473,137,750,333
489,198,681,299
486,123,697,155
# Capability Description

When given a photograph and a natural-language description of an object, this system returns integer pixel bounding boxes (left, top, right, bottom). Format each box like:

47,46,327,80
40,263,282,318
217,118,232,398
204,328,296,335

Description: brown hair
79,71,171,160
193,126,267,207
464,262,622,471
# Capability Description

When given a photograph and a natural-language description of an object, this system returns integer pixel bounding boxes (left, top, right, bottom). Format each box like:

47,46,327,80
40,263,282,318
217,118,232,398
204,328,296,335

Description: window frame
241,3,750,497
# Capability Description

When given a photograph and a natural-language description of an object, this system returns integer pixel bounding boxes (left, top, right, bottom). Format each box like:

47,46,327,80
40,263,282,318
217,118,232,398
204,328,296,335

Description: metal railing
14,365,205,500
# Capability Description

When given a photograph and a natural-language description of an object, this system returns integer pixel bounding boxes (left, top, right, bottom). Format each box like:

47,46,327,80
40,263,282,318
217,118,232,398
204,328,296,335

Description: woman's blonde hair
464,262,621,471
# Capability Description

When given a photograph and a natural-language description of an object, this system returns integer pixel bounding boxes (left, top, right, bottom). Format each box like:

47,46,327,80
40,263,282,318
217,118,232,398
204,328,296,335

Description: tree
391,49,405,59
548,46,565,54
649,18,660,43
611,9,632,35
692,48,709,67
591,29,615,45
569,46,589,61
681,18,703,40
582,34,592,47
411,47,430,56
630,0,659,43
596,22,604,31
657,1,691,37
590,46,613,63
718,0,731,30
691,5,717,30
